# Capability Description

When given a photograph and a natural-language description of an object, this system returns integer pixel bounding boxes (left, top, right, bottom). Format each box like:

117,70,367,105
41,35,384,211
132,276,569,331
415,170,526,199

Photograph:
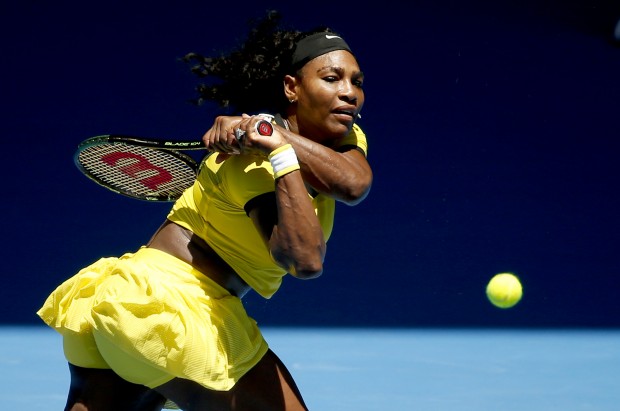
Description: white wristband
269,144,300,179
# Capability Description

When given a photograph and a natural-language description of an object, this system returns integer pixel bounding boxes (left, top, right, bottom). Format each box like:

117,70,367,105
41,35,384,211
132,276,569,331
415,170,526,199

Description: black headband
290,32,352,71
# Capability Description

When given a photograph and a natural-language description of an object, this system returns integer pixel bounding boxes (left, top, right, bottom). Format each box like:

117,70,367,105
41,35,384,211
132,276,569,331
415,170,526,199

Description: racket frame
74,134,205,202
73,119,274,202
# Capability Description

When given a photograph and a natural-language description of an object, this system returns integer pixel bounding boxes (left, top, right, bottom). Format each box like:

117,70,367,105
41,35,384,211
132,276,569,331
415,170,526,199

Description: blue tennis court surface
2,326,618,410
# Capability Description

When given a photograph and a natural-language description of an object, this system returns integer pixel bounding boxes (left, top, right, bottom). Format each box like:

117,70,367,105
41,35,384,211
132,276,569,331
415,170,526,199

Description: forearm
270,170,326,279
282,128,372,205
202,116,373,205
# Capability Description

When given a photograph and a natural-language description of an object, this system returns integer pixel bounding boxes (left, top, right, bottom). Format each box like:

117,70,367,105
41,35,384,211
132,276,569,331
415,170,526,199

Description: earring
289,99,296,104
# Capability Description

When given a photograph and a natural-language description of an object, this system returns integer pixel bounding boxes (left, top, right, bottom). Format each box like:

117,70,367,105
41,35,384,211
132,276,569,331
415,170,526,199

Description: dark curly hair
182,10,339,114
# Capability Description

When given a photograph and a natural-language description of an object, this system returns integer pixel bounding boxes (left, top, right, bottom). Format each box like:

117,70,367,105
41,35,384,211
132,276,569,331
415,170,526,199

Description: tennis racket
74,119,274,202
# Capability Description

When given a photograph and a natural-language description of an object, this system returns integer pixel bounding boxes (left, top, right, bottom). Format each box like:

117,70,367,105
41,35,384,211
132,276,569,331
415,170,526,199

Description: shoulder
332,123,368,156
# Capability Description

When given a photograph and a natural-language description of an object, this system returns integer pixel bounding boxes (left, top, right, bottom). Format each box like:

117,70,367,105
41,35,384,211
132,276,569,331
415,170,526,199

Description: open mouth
333,109,355,118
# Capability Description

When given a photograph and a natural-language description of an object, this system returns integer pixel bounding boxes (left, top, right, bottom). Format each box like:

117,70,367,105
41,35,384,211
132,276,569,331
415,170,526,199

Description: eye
323,75,339,83
352,73,364,88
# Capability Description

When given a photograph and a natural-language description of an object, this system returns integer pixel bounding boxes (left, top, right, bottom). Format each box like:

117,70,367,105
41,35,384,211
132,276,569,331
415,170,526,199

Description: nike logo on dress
325,35,341,40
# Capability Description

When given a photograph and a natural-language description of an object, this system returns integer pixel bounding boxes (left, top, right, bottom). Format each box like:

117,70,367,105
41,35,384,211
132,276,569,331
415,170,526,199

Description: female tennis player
38,10,371,411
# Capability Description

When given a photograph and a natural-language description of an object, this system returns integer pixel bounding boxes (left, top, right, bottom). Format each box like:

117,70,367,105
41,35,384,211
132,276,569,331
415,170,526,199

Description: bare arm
248,170,326,279
202,115,373,206
280,127,373,206
239,117,326,279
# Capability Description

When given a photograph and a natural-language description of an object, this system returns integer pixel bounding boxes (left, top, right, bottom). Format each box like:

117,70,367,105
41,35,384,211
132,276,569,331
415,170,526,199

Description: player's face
294,50,364,142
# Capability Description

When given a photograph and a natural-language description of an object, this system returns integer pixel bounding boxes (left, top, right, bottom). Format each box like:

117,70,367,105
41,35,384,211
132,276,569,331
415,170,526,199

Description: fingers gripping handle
234,119,274,142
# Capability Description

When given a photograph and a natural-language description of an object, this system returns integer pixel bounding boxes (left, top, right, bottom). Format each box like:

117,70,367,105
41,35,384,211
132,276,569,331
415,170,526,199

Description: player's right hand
235,115,286,156
202,114,248,154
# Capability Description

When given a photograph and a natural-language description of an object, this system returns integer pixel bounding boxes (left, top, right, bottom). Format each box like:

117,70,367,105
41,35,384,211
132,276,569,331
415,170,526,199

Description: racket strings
77,143,197,200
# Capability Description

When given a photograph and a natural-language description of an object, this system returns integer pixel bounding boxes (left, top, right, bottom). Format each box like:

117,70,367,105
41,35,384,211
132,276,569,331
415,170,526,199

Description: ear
283,74,298,102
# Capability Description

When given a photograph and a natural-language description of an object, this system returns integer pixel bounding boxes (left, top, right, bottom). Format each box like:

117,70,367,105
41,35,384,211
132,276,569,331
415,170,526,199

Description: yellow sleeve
218,154,276,209
333,123,368,156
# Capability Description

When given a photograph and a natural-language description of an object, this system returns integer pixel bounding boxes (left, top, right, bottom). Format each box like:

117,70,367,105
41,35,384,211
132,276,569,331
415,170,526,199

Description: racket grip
234,119,274,141
255,120,274,136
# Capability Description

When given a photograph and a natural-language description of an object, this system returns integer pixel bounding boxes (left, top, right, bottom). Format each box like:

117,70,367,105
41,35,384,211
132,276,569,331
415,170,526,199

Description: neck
281,112,299,134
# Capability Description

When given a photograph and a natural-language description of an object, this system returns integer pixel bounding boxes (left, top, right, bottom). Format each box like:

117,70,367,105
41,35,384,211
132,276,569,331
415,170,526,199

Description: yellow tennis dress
37,124,368,391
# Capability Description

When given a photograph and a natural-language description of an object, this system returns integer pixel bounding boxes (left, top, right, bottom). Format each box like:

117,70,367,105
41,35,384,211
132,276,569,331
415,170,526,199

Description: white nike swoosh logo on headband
325,35,341,39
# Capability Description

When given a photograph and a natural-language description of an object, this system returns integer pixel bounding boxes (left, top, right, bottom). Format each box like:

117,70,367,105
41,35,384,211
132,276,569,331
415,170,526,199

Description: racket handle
255,120,274,136
234,119,274,141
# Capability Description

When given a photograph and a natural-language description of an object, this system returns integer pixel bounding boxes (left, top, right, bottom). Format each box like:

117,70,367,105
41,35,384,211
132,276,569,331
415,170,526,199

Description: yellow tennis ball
486,273,523,308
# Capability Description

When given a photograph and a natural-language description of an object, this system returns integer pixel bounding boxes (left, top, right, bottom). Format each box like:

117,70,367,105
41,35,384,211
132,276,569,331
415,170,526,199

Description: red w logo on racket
101,152,173,190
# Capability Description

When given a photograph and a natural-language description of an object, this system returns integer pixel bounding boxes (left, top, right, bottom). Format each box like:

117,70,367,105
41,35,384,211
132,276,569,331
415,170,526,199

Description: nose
339,80,358,103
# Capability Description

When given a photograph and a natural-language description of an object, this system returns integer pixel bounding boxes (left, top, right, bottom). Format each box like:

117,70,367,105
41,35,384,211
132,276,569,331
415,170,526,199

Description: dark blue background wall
2,0,619,327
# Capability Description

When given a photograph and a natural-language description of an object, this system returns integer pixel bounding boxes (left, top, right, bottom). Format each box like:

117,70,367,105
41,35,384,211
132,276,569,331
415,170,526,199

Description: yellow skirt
37,247,269,391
